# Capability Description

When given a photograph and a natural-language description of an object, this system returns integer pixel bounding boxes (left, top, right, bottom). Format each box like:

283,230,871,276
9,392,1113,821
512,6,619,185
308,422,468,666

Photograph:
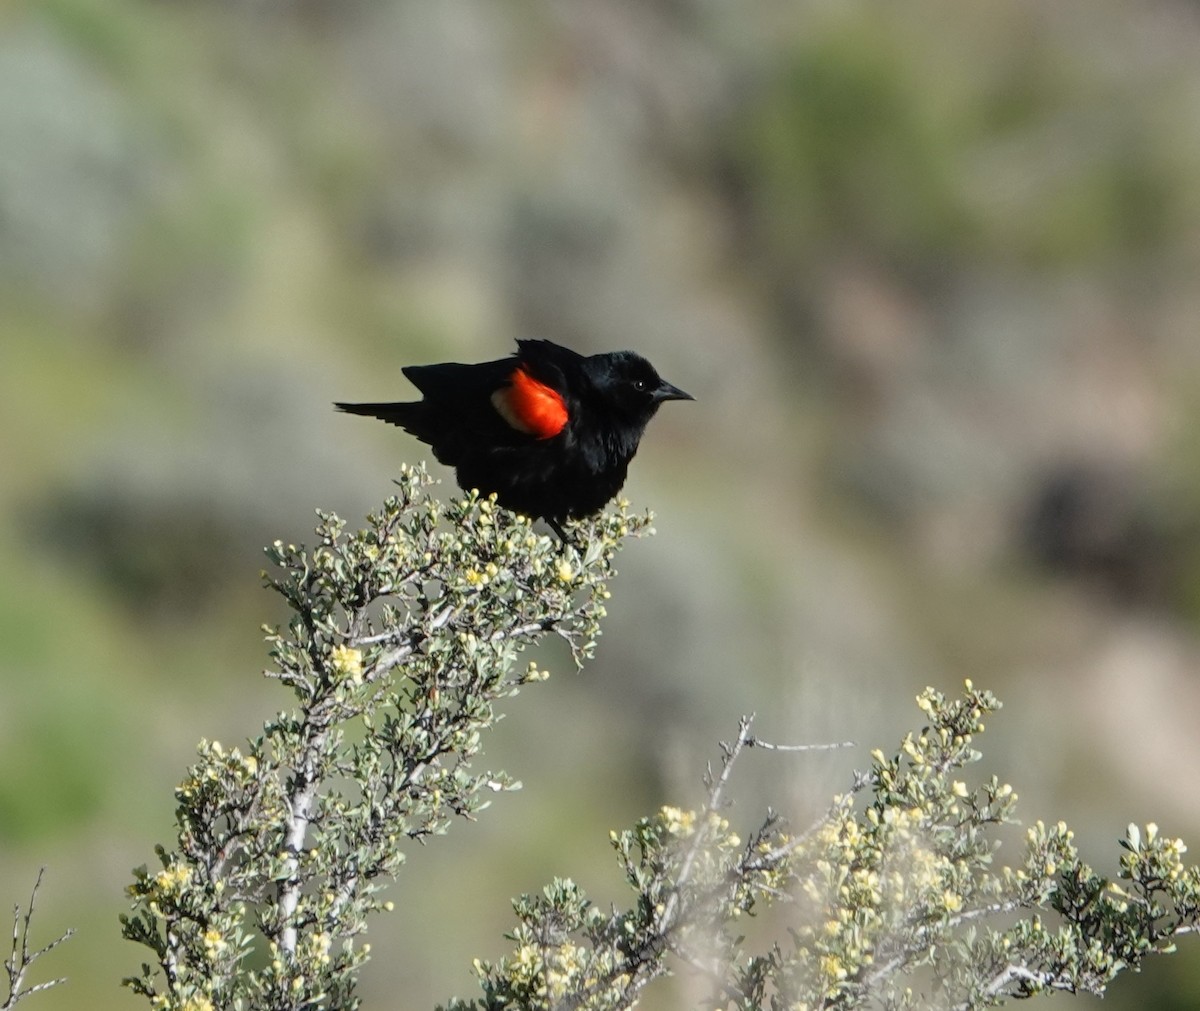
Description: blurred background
3,0,1200,1007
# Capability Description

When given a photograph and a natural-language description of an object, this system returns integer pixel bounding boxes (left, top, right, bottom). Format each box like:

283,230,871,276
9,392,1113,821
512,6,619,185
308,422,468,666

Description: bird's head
586,351,694,428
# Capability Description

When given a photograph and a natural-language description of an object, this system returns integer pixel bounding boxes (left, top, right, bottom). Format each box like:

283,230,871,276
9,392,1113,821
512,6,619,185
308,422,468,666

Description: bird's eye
633,379,647,391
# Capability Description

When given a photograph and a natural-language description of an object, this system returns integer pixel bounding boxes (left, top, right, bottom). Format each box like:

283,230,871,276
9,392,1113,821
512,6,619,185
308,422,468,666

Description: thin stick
746,736,855,753
2,870,73,1009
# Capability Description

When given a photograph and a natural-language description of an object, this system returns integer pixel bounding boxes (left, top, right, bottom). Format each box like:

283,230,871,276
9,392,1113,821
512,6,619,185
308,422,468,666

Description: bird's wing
518,339,588,396
400,357,513,398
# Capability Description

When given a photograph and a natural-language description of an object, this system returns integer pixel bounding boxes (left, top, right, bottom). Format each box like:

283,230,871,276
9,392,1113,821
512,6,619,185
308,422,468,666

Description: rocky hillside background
3,1,1200,1007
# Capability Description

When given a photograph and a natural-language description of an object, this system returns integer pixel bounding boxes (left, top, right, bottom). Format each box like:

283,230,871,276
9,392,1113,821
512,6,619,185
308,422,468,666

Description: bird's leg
548,518,590,553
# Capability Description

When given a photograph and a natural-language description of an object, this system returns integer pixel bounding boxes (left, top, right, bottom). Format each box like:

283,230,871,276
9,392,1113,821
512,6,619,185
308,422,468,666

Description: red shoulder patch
491,366,568,439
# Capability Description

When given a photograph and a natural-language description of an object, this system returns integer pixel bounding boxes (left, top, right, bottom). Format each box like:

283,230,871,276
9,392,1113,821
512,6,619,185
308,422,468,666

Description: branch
2,871,72,1009
746,735,855,753
949,962,1079,1007
660,715,755,930
742,769,872,874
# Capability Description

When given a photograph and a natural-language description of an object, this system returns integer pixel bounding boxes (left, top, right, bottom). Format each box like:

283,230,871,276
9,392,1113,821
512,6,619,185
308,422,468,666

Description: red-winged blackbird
336,339,692,538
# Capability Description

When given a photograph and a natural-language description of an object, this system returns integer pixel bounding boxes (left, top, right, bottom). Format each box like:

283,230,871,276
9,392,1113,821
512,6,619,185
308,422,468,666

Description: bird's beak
655,380,695,403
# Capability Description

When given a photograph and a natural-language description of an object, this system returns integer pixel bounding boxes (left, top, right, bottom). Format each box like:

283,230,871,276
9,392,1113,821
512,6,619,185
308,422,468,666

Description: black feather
335,340,691,527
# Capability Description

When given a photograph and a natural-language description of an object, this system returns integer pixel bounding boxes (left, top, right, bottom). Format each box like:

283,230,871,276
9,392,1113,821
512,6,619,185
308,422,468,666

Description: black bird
336,339,693,538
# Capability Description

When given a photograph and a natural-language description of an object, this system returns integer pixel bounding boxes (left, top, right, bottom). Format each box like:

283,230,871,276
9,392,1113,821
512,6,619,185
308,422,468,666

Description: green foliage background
2,0,1200,1007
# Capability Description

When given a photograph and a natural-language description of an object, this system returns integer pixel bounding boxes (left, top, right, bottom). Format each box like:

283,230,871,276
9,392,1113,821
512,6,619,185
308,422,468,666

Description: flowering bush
101,469,1200,1009
447,685,1200,1010
120,466,649,1009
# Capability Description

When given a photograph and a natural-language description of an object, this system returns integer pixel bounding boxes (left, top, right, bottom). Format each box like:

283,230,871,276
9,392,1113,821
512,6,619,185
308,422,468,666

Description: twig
743,770,872,873
983,963,1050,997
949,962,1077,1007
663,716,756,927
563,719,759,1011
350,628,403,646
2,870,73,1009
746,736,855,753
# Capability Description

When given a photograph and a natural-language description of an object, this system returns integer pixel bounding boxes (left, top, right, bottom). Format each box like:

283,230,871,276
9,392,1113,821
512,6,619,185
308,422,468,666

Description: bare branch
2,871,72,1010
662,715,755,928
746,736,855,753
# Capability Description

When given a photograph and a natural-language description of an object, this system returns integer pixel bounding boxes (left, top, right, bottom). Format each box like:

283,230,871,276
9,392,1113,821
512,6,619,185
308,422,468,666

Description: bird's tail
334,400,428,434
